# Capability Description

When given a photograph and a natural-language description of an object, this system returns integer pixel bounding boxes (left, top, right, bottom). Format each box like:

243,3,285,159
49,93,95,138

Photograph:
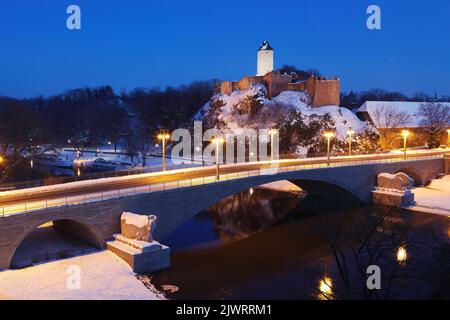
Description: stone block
372,189,415,207
377,172,414,191
107,240,170,274
120,212,157,242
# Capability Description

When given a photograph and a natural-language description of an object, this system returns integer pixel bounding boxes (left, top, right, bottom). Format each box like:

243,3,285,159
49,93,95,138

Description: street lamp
157,132,171,172
401,130,410,160
323,132,335,166
268,129,278,161
347,127,355,156
447,129,450,149
211,137,225,181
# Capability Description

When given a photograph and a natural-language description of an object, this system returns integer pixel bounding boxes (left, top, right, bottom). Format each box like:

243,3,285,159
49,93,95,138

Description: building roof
258,40,274,51
357,101,450,129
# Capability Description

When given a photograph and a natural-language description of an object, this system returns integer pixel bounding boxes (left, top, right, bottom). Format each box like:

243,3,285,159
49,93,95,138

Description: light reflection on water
397,246,408,264
318,277,334,300
162,188,303,251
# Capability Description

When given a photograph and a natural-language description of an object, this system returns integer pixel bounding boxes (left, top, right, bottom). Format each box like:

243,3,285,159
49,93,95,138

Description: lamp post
157,132,171,172
268,129,278,161
211,137,225,181
447,129,450,149
0,156,4,180
401,130,410,160
347,127,355,157
323,132,335,166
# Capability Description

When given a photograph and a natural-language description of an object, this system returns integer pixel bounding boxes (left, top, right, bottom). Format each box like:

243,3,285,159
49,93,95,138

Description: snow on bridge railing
0,152,447,218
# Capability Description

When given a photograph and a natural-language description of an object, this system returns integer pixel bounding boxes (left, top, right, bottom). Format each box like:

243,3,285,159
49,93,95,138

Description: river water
151,186,450,300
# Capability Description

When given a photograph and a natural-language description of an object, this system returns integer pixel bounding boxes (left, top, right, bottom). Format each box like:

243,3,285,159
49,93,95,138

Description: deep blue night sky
0,0,449,98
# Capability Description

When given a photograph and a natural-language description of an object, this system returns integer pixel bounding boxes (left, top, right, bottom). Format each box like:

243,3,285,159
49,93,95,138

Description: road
0,150,447,216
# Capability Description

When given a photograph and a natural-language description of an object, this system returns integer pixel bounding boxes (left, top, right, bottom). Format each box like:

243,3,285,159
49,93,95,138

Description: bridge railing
0,152,446,218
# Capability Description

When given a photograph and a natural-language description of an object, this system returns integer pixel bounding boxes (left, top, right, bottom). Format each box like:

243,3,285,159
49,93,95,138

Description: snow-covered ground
256,180,304,195
411,175,450,216
0,251,164,300
60,149,178,167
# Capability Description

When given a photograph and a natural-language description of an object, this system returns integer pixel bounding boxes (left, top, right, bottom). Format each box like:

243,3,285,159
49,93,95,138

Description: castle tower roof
258,40,274,51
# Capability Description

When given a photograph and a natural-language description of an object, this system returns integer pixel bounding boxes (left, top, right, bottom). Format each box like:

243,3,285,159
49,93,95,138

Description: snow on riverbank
411,175,450,216
0,251,164,300
256,180,304,195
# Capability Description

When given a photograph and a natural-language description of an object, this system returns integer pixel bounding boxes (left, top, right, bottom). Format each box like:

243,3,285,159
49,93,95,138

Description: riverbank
0,251,164,300
408,175,450,217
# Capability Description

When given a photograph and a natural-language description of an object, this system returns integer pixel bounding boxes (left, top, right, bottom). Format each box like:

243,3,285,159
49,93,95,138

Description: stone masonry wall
312,77,340,107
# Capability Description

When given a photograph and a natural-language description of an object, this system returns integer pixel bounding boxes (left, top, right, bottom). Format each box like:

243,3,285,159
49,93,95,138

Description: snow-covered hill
194,85,378,156
196,85,368,136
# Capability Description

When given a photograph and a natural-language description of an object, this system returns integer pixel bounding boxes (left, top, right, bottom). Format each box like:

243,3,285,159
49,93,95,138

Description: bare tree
312,207,431,300
370,104,411,150
418,102,450,148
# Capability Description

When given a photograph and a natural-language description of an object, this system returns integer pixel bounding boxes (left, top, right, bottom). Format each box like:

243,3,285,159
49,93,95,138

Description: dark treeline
0,81,215,181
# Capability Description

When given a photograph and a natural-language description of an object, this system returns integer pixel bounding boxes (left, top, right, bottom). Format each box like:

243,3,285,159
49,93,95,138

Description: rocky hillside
194,85,380,157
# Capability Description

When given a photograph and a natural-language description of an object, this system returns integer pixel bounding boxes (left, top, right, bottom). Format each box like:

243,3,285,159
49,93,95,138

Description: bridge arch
156,175,364,240
8,216,105,269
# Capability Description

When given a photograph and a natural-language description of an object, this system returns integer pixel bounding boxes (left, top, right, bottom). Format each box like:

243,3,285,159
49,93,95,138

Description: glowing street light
401,130,410,160
211,136,225,181
0,156,4,164
268,129,278,161
157,132,171,172
347,127,355,156
323,132,335,166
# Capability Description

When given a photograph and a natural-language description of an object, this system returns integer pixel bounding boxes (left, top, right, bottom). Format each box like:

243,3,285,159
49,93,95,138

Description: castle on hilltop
218,40,341,108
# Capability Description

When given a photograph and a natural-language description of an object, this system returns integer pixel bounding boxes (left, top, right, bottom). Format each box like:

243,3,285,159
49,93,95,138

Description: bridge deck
0,151,447,217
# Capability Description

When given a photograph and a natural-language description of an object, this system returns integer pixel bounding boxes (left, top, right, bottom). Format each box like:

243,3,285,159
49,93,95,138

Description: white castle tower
257,40,274,76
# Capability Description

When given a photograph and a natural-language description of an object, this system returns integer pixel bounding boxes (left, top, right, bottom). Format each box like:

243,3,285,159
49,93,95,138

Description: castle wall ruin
220,72,340,108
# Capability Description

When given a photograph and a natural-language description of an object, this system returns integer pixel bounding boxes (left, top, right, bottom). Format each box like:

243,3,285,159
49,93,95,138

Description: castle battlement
218,41,341,108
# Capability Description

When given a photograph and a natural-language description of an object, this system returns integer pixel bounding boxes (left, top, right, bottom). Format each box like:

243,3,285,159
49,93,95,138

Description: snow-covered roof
258,40,274,51
357,101,450,129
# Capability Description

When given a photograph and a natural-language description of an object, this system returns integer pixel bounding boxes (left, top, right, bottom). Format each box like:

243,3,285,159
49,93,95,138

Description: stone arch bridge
0,153,448,270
